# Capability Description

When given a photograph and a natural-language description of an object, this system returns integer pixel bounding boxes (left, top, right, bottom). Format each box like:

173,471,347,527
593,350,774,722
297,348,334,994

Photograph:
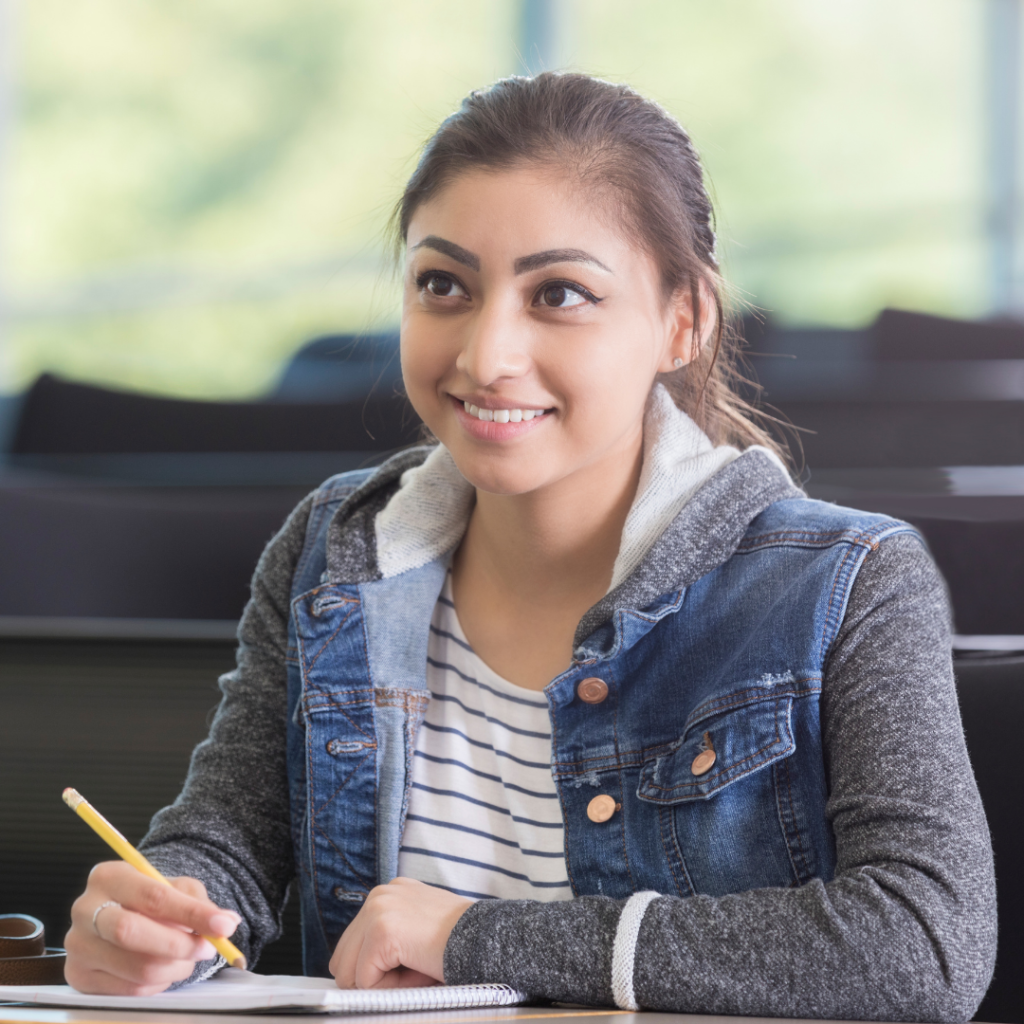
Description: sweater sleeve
443,532,998,1022
136,490,316,976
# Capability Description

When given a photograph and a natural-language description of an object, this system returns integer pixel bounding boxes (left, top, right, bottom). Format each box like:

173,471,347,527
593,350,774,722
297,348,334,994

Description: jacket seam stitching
612,680,637,892
658,805,691,897
736,526,892,550
776,750,811,883
684,681,821,728
818,541,863,663
551,707,580,898
302,606,357,676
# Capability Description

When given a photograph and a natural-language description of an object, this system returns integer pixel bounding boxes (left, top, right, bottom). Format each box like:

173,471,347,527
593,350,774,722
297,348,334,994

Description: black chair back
10,374,420,455
957,654,1024,1023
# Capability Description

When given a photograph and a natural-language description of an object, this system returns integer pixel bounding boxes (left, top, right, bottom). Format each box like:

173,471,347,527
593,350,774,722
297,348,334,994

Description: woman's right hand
64,861,242,995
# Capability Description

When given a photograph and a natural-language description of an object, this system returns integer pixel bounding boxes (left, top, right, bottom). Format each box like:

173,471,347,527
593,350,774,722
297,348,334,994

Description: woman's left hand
329,877,474,989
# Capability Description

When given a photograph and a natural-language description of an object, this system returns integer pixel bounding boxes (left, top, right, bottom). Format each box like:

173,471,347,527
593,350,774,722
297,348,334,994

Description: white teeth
462,403,546,422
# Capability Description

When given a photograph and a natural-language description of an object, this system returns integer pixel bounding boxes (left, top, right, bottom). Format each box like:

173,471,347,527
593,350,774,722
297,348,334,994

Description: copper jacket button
587,794,620,822
691,749,717,776
577,677,609,704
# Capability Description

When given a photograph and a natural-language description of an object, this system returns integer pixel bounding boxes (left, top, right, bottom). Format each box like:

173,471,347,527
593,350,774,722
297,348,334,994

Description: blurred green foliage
2,0,988,398
579,0,985,325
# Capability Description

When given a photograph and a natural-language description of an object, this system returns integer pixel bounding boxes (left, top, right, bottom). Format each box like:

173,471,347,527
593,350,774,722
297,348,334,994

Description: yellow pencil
62,788,247,970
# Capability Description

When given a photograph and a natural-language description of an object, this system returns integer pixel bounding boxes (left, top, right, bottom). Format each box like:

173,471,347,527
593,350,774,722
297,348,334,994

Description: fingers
89,903,218,961
329,880,470,990
360,967,438,990
64,913,206,995
65,932,200,992
64,861,243,996
352,920,402,990
82,862,240,938
329,915,362,988
64,967,177,998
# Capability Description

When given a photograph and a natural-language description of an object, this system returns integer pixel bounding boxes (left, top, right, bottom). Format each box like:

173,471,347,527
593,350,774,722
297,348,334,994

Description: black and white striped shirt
397,576,572,901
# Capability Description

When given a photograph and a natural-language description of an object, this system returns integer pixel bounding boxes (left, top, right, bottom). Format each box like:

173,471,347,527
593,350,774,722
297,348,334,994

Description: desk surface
0,1007,942,1024
0,1009,626,1024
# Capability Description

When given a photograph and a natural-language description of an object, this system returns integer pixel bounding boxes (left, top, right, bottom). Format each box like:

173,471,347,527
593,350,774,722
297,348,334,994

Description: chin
448,449,553,497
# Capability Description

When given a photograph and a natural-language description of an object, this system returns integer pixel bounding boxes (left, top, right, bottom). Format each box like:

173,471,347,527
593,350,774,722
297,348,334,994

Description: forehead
405,163,636,259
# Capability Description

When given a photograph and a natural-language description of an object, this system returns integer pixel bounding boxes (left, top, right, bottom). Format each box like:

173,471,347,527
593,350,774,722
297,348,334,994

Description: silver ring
91,900,121,937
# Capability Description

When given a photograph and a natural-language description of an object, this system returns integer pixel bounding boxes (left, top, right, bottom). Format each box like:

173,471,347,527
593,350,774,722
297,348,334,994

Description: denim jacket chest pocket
636,681,833,897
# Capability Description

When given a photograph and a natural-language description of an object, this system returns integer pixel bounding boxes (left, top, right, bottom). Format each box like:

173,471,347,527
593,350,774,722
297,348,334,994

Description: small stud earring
673,357,684,369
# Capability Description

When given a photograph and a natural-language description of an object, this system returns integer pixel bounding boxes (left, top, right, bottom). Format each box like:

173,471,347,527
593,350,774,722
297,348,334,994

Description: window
0,0,1003,400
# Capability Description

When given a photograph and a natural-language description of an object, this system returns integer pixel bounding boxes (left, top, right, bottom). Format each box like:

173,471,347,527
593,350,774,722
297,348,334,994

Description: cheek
400,316,447,401
399,314,468,440
556,328,661,430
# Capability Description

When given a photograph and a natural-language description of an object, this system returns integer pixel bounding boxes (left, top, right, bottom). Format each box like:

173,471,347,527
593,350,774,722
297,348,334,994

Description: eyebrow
514,249,612,275
411,235,480,271
411,237,613,277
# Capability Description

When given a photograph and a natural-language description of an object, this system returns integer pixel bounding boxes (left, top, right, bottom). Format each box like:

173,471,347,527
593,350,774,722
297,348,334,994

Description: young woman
64,73,996,1021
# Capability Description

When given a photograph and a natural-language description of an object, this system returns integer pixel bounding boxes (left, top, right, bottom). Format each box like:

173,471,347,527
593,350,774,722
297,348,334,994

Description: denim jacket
283,445,915,978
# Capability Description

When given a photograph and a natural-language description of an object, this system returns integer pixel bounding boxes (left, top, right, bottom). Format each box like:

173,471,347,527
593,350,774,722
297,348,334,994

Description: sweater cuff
167,954,226,991
611,892,660,1010
443,896,626,1005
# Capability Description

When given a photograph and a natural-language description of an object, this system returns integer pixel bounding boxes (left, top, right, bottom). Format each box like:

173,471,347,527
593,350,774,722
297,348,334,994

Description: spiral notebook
0,967,529,1014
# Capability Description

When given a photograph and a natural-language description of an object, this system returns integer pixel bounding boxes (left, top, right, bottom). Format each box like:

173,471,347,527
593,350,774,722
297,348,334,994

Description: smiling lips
461,400,547,424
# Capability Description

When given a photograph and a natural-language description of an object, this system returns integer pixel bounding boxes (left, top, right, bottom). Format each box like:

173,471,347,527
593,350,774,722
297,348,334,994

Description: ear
657,279,718,373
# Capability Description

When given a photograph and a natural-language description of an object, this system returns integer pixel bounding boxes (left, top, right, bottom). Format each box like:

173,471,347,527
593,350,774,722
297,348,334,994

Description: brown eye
418,272,468,300
535,282,589,308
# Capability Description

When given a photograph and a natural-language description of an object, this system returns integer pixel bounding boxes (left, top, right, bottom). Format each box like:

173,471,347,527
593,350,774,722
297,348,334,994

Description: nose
455,296,530,387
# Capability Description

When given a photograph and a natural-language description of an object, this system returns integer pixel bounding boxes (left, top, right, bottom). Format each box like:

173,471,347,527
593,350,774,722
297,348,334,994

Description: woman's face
401,163,693,497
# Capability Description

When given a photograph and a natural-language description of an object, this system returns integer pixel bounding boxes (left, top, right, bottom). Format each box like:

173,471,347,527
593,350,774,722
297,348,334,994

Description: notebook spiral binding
323,983,529,1013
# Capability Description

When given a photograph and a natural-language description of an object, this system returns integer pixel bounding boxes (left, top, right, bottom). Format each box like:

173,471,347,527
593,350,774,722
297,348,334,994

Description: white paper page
0,968,527,1014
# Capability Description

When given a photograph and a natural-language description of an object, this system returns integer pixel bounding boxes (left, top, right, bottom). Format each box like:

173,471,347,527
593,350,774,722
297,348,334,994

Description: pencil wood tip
233,955,248,971
62,787,83,809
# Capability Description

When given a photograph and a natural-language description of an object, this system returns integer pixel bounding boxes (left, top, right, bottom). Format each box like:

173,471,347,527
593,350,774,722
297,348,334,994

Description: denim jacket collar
323,388,801,646
574,450,803,656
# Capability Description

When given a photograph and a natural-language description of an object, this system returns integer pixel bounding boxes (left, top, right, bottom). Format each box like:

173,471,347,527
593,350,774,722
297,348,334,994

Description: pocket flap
637,695,795,803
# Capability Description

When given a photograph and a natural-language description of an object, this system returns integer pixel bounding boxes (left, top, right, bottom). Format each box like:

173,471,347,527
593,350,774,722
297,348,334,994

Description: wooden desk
0,1009,932,1024
0,1009,626,1024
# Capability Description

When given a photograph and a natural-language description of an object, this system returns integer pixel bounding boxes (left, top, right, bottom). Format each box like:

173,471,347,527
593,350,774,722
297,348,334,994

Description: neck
456,436,644,604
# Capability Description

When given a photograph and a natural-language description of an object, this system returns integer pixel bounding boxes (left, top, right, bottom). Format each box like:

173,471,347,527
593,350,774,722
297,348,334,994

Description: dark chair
0,369,424,621
773,399,1024,468
736,309,1024,468
871,308,1024,361
912,516,1024,635
957,653,1024,1023
10,374,421,455
741,307,1024,362
0,633,303,976
0,483,310,620
270,332,402,403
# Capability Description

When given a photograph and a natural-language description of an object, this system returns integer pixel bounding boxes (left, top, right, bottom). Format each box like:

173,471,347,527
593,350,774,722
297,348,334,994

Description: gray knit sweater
139,452,996,1022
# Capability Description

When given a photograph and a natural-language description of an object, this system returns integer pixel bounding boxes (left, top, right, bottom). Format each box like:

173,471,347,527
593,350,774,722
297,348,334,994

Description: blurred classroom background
0,0,1017,401
1,2,1023,1020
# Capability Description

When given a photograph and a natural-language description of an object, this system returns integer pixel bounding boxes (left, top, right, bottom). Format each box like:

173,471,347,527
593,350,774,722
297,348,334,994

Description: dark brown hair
392,72,784,458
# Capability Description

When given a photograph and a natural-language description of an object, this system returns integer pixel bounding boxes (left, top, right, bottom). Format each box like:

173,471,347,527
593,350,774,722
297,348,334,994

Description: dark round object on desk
0,914,66,985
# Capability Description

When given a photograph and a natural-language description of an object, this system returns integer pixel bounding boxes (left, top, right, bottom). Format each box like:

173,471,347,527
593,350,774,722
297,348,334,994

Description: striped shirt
397,575,572,901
